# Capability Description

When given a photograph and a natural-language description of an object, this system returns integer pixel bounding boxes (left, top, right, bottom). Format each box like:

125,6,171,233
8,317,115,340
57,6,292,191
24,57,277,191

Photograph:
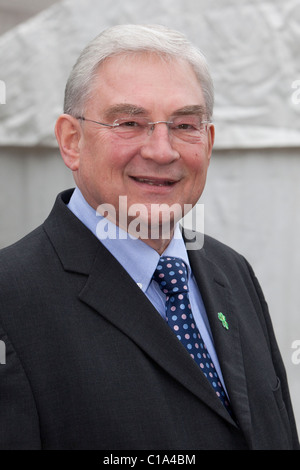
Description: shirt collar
67,187,191,293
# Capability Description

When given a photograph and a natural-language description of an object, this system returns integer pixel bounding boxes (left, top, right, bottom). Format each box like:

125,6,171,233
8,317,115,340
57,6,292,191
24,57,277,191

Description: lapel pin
218,312,229,330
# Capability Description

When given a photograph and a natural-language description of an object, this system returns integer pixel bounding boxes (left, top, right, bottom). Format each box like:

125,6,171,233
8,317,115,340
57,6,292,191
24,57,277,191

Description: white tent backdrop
0,0,299,433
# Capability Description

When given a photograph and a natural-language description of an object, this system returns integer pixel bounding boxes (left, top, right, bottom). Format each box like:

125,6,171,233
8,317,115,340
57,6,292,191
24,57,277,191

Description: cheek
81,135,128,176
185,151,210,196
188,150,210,176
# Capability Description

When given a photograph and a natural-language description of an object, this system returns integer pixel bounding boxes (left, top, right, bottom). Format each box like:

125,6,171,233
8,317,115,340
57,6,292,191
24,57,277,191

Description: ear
55,114,82,171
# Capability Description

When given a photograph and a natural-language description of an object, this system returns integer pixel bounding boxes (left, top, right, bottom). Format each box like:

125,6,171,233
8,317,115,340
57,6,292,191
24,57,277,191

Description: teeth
135,178,173,186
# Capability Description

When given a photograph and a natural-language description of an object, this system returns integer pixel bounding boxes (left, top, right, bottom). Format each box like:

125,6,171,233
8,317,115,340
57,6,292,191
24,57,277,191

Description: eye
176,123,196,130
172,116,201,132
115,118,145,129
122,121,139,127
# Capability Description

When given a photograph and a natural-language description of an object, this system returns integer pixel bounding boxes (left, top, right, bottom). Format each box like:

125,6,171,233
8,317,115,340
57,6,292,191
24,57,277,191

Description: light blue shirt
67,187,227,391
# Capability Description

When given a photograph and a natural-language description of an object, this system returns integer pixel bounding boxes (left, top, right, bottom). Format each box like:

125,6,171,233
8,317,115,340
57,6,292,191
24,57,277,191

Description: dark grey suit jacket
0,189,298,450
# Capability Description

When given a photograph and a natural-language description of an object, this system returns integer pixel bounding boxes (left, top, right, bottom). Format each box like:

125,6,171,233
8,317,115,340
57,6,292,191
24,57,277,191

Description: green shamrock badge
218,312,229,330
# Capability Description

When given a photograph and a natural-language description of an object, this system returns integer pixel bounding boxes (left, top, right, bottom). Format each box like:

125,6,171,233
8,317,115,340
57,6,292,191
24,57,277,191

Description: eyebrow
103,104,147,120
103,103,207,120
173,105,207,116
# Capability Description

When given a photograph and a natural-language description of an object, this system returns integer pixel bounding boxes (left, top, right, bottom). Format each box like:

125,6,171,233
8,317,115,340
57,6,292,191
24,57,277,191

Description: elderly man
0,24,298,450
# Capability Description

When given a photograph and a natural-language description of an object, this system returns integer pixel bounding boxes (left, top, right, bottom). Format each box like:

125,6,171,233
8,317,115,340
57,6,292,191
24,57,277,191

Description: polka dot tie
153,256,232,414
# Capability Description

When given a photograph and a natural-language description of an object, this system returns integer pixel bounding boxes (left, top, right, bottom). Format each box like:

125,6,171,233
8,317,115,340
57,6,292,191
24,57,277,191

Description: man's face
72,53,214,245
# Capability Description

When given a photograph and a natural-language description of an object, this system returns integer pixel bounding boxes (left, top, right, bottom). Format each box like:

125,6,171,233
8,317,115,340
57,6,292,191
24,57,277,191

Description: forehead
87,52,205,114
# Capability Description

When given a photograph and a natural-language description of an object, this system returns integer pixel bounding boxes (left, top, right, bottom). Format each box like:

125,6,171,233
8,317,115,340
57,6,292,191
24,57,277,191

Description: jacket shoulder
0,225,53,289
202,233,247,265
0,189,75,277
185,229,248,269
0,225,46,264
203,233,241,255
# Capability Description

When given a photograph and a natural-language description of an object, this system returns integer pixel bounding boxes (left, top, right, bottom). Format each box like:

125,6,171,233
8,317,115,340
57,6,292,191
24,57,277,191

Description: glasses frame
75,115,212,143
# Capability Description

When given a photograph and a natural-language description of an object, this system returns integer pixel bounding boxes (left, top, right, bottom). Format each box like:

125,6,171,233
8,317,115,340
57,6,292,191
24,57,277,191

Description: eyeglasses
76,115,211,144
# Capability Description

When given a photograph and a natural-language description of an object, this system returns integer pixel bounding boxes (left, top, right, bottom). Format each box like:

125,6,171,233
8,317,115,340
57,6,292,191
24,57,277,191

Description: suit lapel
187,245,252,433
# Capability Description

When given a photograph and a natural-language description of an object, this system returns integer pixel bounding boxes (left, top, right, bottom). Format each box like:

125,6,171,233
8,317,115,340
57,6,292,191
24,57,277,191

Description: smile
131,177,177,187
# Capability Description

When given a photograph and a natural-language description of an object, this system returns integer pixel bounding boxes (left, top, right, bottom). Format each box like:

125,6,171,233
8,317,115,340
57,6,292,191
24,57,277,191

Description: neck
125,221,175,254
138,235,173,255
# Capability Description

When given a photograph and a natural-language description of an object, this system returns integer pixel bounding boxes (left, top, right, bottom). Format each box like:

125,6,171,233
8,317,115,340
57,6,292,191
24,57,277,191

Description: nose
139,122,180,164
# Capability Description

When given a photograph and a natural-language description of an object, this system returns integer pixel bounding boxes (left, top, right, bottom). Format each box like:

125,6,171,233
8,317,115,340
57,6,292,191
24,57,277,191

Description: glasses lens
170,116,207,143
113,117,148,139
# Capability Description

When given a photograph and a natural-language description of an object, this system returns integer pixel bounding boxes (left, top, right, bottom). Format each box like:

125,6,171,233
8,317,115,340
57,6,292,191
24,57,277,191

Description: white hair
64,24,214,119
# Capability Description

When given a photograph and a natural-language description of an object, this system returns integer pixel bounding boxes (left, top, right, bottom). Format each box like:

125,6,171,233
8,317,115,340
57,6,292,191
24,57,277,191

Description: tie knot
153,256,189,295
